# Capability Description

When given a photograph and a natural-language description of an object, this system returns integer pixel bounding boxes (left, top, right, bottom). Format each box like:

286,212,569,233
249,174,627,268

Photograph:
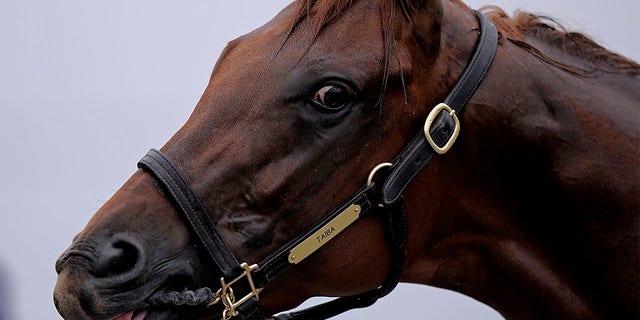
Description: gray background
1,0,637,319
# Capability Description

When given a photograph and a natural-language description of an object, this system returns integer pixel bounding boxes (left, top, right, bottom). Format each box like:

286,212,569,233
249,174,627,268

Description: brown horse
53,0,640,319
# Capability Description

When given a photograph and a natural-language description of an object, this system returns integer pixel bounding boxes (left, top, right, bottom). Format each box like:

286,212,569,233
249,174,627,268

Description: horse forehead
217,1,385,76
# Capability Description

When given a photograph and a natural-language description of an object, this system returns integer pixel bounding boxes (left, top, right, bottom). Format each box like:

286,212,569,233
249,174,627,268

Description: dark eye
312,83,355,111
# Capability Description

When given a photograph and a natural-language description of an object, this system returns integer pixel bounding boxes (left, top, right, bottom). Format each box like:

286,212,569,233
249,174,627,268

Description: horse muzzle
53,231,204,320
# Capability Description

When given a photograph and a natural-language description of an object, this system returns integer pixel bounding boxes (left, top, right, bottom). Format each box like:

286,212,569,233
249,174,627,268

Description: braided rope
147,288,216,308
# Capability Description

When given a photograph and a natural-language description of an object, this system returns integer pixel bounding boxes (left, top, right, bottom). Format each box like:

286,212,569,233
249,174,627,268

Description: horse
53,0,640,319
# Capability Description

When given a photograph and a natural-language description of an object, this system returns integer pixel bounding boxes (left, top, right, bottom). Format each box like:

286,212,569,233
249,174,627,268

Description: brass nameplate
288,204,361,264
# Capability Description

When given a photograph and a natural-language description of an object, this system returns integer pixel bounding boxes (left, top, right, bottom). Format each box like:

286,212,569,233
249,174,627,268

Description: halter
137,10,497,320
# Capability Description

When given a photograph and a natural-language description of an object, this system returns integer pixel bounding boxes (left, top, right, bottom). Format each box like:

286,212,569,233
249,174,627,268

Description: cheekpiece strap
381,10,498,205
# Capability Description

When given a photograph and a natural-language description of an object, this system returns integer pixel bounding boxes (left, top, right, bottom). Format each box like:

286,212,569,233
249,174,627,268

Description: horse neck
402,4,639,320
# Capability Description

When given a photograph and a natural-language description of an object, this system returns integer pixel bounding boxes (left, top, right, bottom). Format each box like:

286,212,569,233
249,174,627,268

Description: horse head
54,0,640,319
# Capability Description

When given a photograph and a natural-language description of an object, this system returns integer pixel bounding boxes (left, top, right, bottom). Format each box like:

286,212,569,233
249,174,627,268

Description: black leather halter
137,10,497,320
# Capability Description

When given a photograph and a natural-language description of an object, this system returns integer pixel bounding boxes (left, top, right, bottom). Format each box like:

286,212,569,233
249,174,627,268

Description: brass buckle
424,103,460,154
209,263,263,320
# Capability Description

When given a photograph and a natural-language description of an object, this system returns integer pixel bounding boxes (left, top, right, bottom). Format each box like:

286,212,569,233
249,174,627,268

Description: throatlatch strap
381,10,498,205
138,149,241,278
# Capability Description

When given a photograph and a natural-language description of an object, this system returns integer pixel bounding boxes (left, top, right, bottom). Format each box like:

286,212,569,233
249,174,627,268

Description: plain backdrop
1,0,638,319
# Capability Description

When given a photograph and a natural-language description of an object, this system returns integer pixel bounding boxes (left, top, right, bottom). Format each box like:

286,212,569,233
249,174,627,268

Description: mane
292,0,640,77
482,7,640,75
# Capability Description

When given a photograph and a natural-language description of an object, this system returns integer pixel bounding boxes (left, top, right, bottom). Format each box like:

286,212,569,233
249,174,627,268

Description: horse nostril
93,237,141,278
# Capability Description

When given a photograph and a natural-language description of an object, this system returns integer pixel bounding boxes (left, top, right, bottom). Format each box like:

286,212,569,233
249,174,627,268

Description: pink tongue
133,310,148,320
113,310,147,320
113,311,134,320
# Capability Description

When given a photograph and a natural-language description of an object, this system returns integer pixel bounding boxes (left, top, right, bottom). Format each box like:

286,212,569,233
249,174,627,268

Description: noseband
137,10,497,320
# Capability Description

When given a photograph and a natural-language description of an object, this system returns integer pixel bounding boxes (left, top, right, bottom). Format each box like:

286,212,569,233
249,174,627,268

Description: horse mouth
113,308,185,320
111,301,217,320
113,310,148,320
112,309,185,320
109,294,201,320
109,283,218,320
54,251,216,320
106,287,204,320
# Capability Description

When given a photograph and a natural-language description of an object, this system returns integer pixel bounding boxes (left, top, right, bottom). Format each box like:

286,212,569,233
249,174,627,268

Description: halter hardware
424,103,460,154
367,163,394,187
209,262,263,320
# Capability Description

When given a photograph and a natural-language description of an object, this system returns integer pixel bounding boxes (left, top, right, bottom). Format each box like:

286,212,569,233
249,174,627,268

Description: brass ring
367,162,393,186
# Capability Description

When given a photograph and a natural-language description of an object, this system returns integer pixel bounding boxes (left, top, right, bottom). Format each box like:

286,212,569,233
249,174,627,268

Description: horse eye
312,84,355,111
